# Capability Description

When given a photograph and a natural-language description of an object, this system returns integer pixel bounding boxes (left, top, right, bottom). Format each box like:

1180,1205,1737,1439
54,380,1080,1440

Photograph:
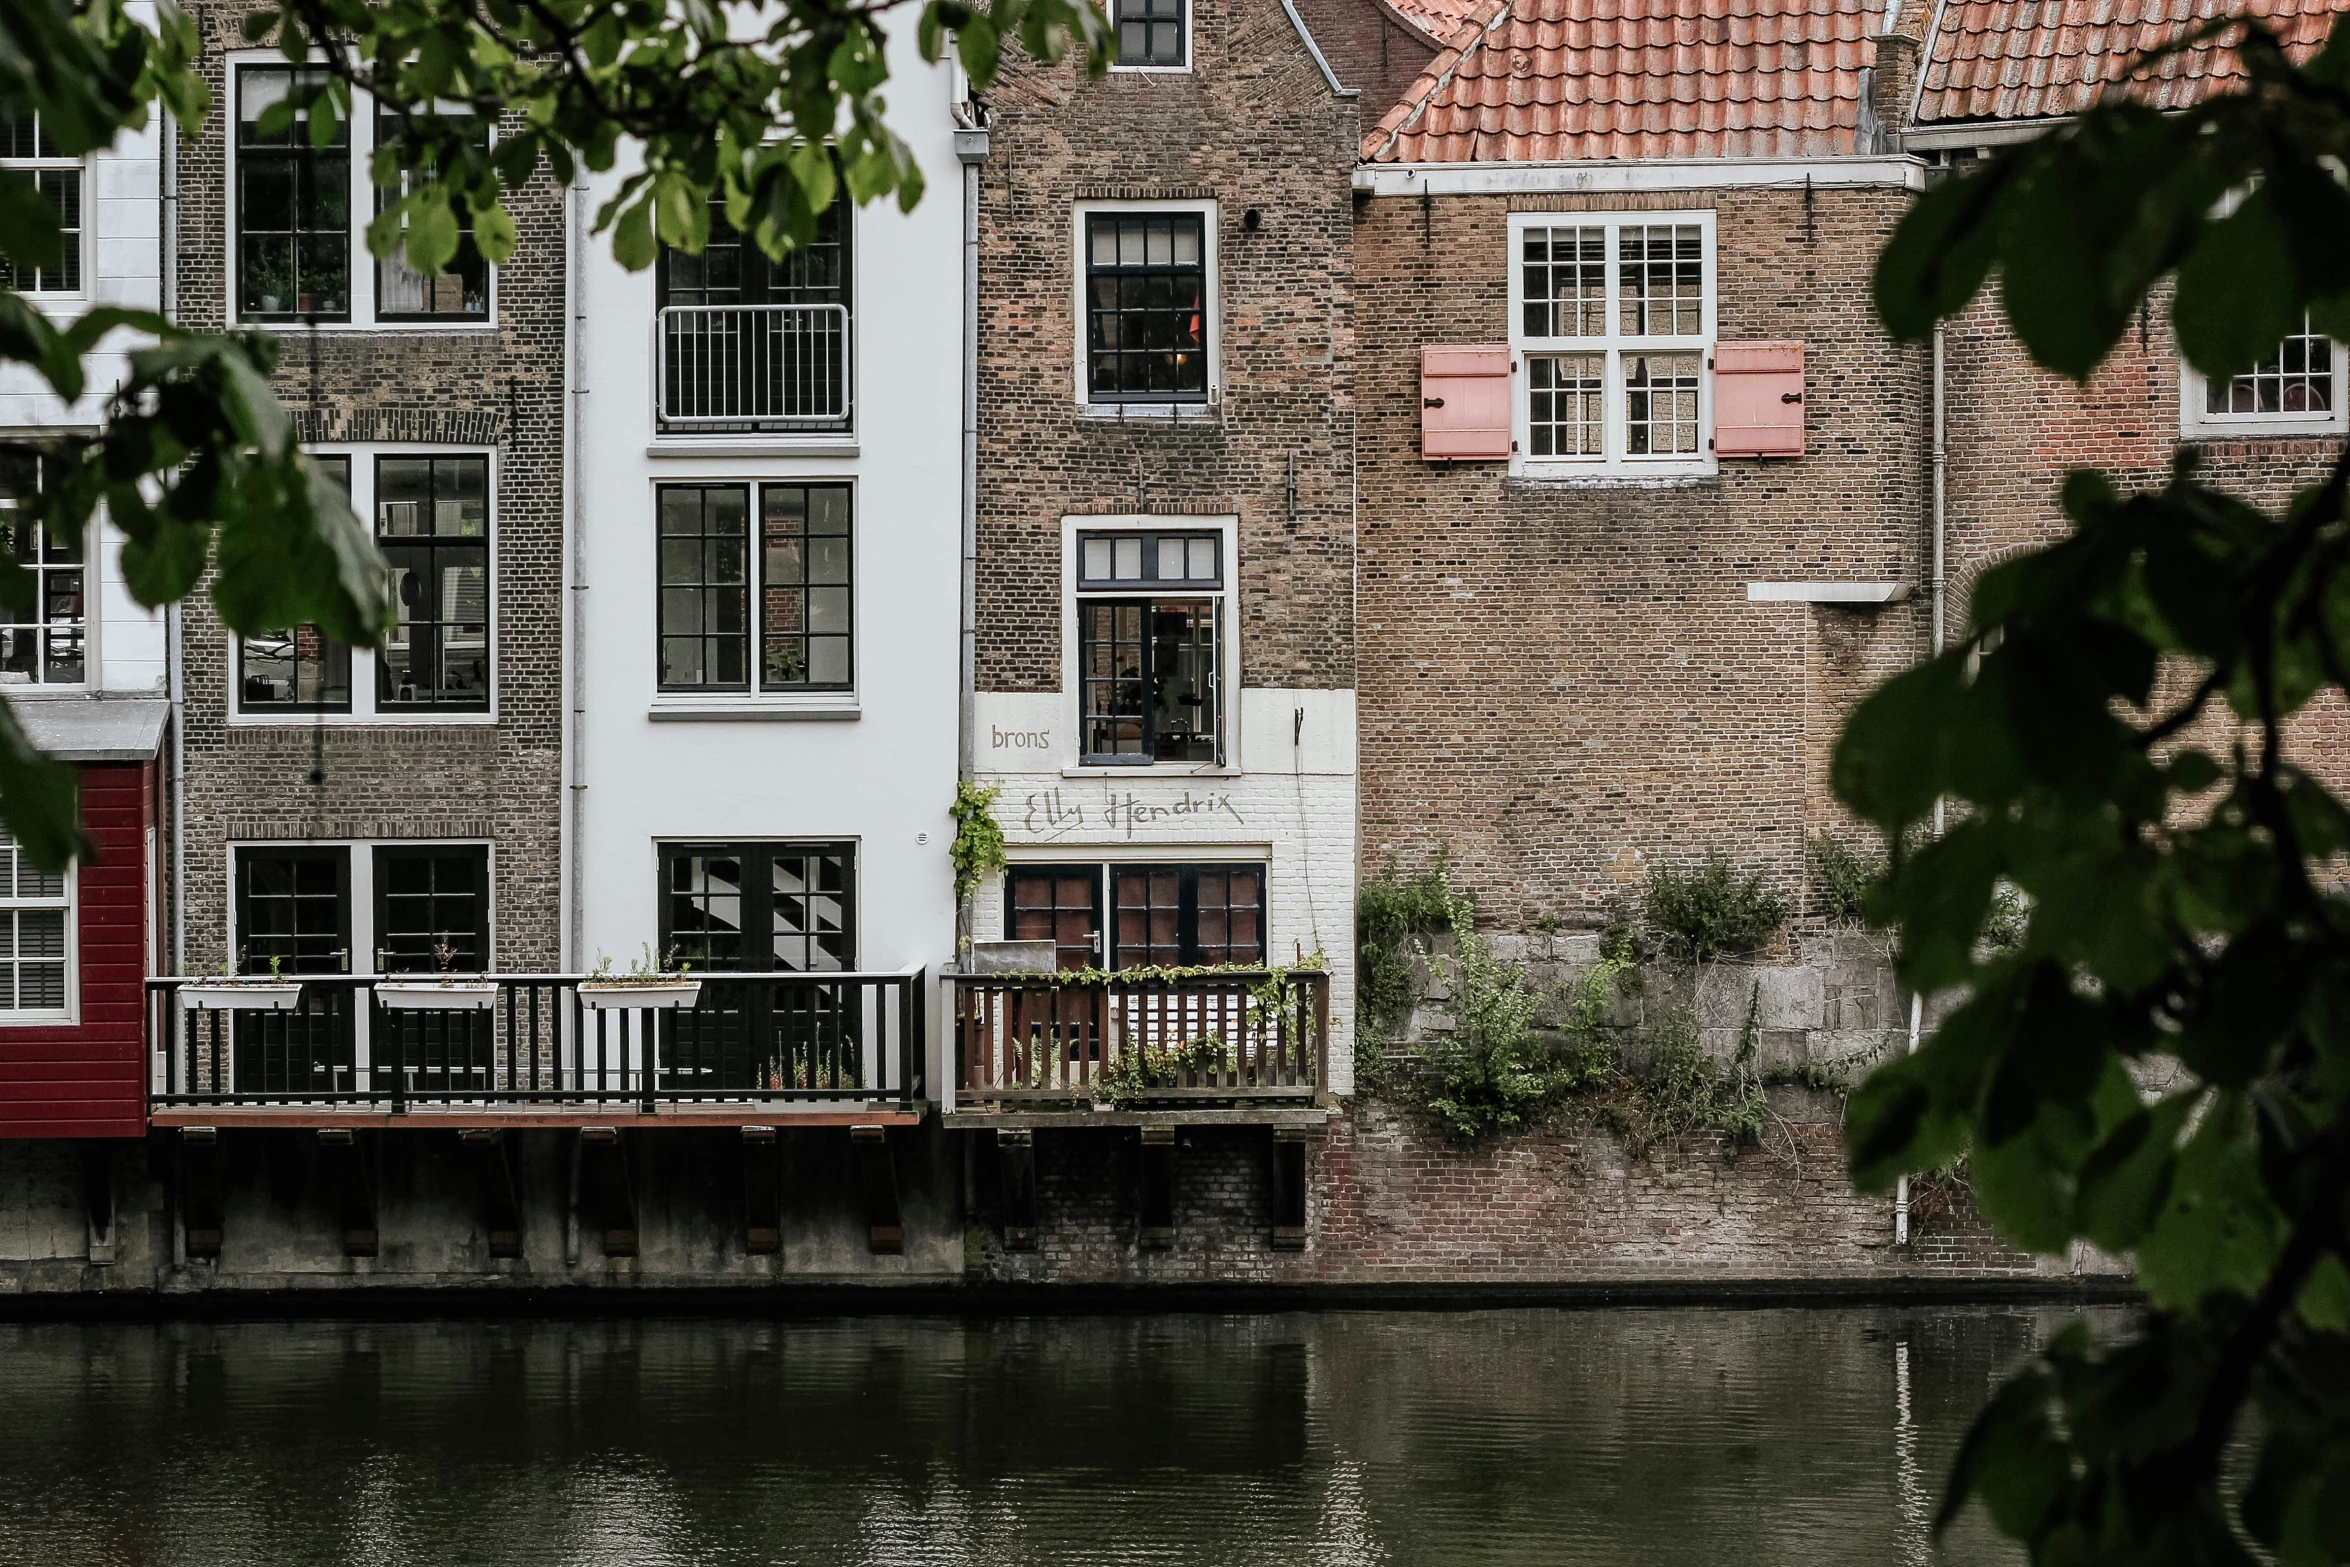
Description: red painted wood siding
0,761,154,1139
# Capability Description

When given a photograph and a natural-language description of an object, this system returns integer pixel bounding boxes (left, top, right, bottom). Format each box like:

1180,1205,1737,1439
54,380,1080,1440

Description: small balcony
145,969,925,1129
656,304,851,433
950,968,1329,1110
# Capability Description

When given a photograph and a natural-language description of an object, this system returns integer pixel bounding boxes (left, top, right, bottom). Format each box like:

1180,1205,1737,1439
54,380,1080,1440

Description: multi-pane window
1084,213,1208,403
235,847,351,975
1513,214,1712,470
377,455,489,709
373,845,488,973
241,455,352,711
657,194,851,431
1076,529,1222,764
1112,864,1265,968
237,69,350,321
2207,316,2336,419
0,835,68,1015
375,105,487,320
658,482,853,694
1113,0,1186,65
0,450,84,686
0,115,80,293
660,842,855,972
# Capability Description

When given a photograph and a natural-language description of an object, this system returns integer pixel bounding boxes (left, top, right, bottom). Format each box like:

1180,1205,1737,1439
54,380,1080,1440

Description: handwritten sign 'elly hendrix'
1022,786,1247,838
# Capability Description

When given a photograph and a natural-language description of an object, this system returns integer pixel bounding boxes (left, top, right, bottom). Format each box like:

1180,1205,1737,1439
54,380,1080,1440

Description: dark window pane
376,456,491,710
375,105,490,319
760,483,852,690
237,70,350,321
374,845,488,973
657,486,752,692
1083,213,1208,402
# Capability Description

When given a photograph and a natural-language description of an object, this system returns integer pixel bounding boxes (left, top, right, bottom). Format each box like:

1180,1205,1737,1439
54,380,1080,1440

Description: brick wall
1286,0,1442,121
973,0,1359,695
172,3,566,971
1354,184,1930,930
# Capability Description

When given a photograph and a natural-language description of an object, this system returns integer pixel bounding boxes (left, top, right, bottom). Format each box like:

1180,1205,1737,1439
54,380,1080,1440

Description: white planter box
374,980,500,1012
579,980,702,1011
179,982,304,1012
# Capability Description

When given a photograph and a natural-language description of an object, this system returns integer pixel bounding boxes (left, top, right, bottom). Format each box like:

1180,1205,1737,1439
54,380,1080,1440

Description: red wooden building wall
0,761,154,1138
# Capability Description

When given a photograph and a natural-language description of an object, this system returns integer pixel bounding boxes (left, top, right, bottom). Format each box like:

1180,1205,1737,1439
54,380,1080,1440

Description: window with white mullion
0,834,69,1018
1512,212,1713,473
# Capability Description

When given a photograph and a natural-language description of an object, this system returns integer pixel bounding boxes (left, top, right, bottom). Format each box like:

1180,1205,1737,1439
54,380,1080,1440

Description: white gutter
953,102,989,962
162,109,184,976
564,178,587,970
1896,321,1948,1249
1353,156,1928,197
1901,118,2065,152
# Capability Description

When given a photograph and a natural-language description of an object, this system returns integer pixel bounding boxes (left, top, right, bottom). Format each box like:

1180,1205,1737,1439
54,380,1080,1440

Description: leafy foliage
0,0,1113,869
948,779,1008,901
1810,832,1884,926
1355,859,1459,1040
1643,855,1790,961
1848,17,2350,1561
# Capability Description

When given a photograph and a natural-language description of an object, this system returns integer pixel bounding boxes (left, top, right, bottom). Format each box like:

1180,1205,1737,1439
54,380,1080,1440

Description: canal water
0,1304,2109,1565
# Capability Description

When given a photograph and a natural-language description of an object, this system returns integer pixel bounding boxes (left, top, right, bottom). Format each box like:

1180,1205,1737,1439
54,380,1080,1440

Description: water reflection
0,1306,2114,1565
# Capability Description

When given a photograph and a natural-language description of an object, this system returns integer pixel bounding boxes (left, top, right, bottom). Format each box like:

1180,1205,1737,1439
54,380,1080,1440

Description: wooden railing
950,969,1328,1106
146,970,926,1114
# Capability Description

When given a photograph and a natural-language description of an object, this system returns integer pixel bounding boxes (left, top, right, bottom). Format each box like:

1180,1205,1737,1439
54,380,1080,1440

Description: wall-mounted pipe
564,178,588,970
163,108,185,976
1896,320,1948,1249
953,98,990,955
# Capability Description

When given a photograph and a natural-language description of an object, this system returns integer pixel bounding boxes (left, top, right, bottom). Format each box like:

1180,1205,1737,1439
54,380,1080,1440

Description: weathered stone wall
171,2,567,973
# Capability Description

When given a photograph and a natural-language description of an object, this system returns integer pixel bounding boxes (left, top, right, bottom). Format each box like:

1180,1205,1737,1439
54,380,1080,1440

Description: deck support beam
742,1126,781,1255
1271,1127,1308,1250
317,1128,377,1257
461,1129,524,1258
78,1141,116,1265
1139,1126,1176,1250
851,1125,903,1254
180,1127,223,1261
996,1129,1037,1251
580,1128,637,1257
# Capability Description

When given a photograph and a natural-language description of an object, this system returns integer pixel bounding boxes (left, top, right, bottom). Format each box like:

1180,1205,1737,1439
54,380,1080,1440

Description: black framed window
0,449,84,685
377,455,489,709
375,105,488,320
1112,865,1264,968
1084,213,1207,403
235,847,351,975
1077,529,1221,764
656,194,851,432
241,455,352,710
660,842,854,972
1113,0,1186,65
373,844,489,974
1006,866,1104,972
237,68,350,321
0,115,80,293
660,482,852,693
659,194,849,309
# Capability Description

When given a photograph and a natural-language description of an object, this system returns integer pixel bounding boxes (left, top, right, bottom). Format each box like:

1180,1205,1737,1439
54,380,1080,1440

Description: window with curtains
1511,212,1714,474
1005,863,1265,972
0,834,68,1017
1077,528,1221,764
0,449,84,687
0,115,81,293
657,482,852,694
375,103,488,320
377,455,490,710
2184,313,2348,437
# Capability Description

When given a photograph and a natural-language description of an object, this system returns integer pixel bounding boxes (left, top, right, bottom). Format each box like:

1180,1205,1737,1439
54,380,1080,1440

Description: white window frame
1072,200,1219,417
0,445,94,691
0,840,74,1025
1059,512,1240,776
2179,317,2349,439
1107,0,1192,73
224,55,498,331
0,113,88,299
1508,209,1717,479
228,444,498,725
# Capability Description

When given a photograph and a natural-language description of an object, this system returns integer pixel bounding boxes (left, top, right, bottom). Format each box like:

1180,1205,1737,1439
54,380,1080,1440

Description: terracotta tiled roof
1914,0,2348,126
1361,0,1888,164
1381,0,1488,47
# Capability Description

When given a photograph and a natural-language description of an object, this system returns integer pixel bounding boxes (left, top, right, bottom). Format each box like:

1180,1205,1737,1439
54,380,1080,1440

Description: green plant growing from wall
1810,833,1884,927
948,780,1009,904
1355,858,1460,1041
1644,856,1790,962
1423,893,1551,1142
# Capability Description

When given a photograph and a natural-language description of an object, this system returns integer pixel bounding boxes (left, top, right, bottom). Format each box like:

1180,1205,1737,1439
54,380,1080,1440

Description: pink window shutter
1714,341,1805,458
1421,345,1512,460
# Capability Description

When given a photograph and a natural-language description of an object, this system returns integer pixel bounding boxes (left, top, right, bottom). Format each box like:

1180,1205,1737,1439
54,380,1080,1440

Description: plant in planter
179,951,305,1011
579,946,701,1010
374,942,500,1012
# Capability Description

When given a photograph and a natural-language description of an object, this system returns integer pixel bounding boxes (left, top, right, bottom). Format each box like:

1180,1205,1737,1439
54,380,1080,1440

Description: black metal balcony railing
951,968,1329,1106
656,304,851,431
146,970,926,1114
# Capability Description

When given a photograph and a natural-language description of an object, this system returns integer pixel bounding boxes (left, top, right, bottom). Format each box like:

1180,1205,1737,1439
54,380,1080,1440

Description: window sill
648,699,861,722
1077,402,1217,423
1506,466,1719,489
2180,420,2348,441
226,711,497,728
1062,761,1240,779
0,1013,75,1027
645,438,860,459
233,319,499,335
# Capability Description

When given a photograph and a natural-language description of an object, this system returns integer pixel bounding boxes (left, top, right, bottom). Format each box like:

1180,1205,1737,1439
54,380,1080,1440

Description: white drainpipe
564,179,588,970
953,95,990,952
162,109,185,976
1897,321,1948,1248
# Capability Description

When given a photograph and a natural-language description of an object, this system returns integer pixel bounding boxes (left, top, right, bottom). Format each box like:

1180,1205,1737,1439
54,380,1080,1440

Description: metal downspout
163,109,184,976
953,101,991,954
1897,321,1947,1248
565,179,587,970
